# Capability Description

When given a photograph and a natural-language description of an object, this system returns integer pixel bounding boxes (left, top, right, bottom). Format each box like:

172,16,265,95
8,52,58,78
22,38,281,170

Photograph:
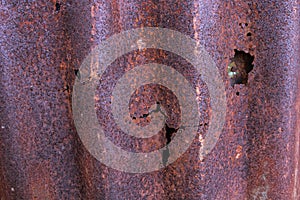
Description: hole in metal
227,49,254,87
55,2,61,11
162,123,179,166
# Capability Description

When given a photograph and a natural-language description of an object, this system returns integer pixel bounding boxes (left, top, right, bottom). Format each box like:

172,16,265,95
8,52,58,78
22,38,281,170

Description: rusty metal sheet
0,0,299,199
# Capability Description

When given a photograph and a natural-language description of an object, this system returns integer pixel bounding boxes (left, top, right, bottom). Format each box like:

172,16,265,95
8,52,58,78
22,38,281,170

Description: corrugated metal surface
0,0,299,199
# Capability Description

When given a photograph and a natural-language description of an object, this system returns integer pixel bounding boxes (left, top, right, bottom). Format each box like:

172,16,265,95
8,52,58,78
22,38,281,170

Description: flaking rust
0,0,299,199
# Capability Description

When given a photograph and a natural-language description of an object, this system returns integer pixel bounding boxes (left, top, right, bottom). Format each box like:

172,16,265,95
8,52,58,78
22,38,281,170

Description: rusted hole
227,49,254,87
239,22,249,29
55,2,61,11
74,69,80,79
199,123,208,126
165,124,178,145
162,123,179,166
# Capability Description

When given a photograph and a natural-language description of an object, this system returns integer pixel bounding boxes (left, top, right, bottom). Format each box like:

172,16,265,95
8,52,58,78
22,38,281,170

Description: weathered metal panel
0,0,299,199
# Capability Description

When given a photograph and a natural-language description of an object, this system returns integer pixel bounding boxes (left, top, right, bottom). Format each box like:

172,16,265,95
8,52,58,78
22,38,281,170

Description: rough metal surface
0,0,299,199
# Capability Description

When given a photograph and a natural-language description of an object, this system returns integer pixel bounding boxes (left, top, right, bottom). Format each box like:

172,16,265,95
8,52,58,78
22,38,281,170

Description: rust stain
0,0,299,199
28,162,52,200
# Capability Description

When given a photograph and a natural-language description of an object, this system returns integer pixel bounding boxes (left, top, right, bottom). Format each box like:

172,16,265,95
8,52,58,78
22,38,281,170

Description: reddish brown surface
0,0,299,199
